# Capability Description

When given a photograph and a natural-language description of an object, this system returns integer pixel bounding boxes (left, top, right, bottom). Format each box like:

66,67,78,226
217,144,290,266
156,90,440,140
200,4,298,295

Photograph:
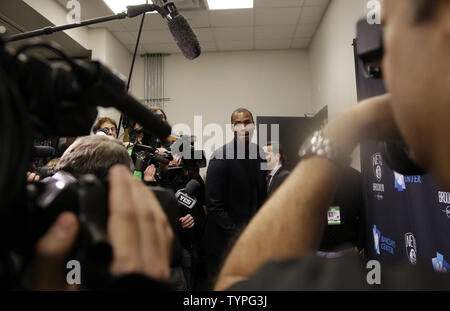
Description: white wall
93,30,140,124
88,28,107,61
309,0,367,120
160,49,313,151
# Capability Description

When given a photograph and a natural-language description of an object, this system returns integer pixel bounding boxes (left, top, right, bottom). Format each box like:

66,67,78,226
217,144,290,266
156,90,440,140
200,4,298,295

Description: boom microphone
126,4,159,18
162,2,201,60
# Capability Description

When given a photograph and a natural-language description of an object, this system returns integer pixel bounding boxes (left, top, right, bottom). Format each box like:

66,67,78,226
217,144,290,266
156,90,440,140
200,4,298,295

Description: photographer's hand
31,212,80,290
156,147,169,154
143,164,157,182
180,214,195,229
108,165,174,282
170,154,182,167
26,171,40,182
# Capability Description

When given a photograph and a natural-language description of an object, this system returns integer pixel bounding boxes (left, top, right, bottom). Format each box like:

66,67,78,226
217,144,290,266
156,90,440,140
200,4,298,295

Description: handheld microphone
184,179,201,198
162,2,201,60
175,180,201,209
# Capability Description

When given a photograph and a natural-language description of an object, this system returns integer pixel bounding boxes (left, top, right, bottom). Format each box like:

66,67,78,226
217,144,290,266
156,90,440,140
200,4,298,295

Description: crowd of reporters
24,106,294,291
26,109,206,290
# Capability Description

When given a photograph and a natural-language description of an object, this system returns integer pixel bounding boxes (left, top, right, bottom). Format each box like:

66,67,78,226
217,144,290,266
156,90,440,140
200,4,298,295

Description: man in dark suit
263,141,290,199
201,108,266,289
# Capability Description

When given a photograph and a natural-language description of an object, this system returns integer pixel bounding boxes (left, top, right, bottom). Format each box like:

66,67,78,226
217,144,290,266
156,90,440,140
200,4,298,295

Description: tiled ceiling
58,0,330,55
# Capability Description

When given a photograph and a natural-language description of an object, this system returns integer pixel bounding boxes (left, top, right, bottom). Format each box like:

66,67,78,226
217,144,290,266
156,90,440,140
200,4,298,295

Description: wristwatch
298,130,351,168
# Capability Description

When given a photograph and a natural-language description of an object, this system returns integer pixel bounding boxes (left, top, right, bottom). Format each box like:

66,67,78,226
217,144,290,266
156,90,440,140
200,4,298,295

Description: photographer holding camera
23,135,174,290
31,165,174,290
0,34,180,290
54,135,132,179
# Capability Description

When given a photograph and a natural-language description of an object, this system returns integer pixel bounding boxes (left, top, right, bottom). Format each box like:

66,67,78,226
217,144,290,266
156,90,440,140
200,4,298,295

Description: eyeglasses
102,127,117,133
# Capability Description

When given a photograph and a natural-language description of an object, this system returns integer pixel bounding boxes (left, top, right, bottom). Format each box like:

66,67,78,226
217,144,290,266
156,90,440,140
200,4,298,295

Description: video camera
130,135,206,192
355,20,425,176
22,171,180,289
0,35,174,289
131,143,182,190
170,135,207,169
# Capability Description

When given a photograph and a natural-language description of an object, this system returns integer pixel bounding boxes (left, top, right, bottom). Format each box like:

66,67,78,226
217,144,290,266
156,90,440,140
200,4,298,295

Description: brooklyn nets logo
372,153,383,182
405,233,417,265
443,206,450,219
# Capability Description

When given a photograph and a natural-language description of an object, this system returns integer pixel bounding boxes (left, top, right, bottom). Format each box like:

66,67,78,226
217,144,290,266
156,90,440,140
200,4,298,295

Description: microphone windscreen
168,15,201,60
184,179,201,197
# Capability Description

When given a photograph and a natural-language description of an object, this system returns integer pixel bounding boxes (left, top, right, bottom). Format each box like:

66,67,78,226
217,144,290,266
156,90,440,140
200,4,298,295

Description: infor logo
394,172,406,192
373,225,381,255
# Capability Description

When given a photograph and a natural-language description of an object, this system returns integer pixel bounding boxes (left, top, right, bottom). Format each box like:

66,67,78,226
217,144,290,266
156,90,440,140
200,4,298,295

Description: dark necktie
267,174,272,189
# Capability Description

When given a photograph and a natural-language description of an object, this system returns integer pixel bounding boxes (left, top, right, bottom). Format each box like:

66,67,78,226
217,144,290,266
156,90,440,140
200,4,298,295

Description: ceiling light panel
207,0,253,10
103,0,154,14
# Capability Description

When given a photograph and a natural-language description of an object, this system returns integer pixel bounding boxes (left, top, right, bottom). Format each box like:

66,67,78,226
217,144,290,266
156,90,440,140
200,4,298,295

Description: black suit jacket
267,166,290,198
203,139,267,258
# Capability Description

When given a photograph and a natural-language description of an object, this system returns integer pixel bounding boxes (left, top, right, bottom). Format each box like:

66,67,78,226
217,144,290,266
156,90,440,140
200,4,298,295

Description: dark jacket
203,139,267,258
266,166,290,198
178,176,207,250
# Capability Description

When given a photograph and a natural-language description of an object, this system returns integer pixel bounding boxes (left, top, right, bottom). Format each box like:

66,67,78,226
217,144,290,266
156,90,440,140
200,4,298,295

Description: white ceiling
59,0,330,55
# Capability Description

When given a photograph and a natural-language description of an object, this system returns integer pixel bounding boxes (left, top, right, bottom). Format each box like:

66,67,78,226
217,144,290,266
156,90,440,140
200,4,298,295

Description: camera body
19,171,180,289
130,143,182,190
131,143,172,170
170,135,206,169
130,137,206,192
355,19,425,175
